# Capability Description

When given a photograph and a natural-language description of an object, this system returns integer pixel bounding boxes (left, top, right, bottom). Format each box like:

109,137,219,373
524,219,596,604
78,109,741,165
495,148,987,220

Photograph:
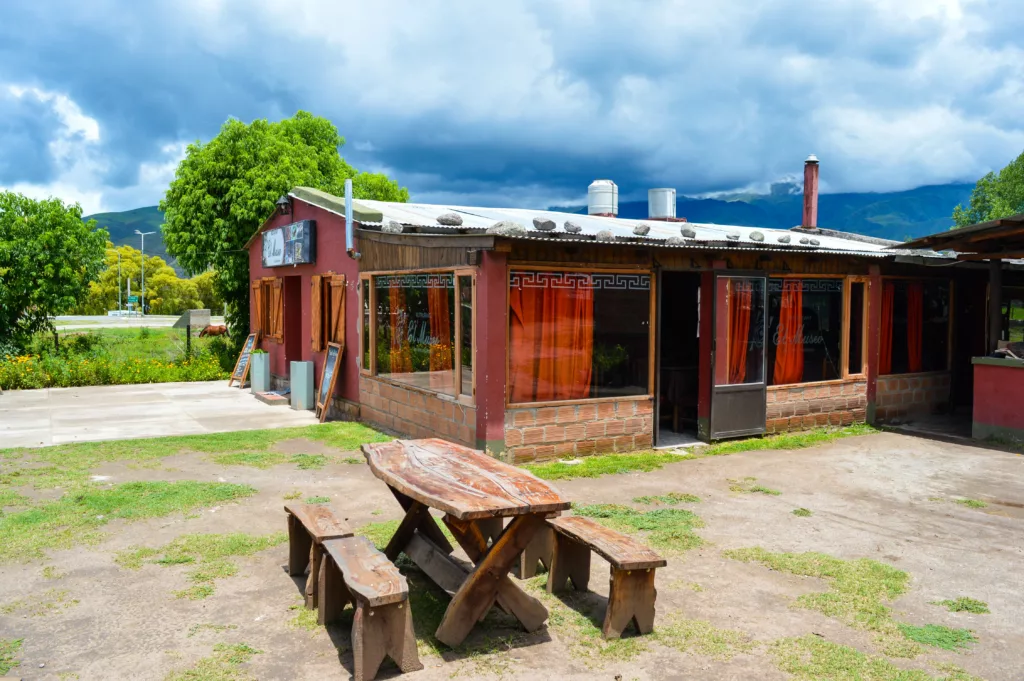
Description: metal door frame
709,271,768,440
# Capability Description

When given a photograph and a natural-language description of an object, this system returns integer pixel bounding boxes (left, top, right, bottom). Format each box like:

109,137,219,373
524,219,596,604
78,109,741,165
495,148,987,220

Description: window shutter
251,280,264,336
270,278,284,343
329,275,346,346
310,275,323,352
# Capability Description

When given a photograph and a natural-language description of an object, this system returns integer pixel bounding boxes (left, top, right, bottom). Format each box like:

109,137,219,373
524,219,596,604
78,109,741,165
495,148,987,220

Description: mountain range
84,182,974,268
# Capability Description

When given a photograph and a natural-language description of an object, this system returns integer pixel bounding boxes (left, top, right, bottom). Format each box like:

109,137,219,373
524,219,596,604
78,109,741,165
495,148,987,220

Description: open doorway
657,271,702,447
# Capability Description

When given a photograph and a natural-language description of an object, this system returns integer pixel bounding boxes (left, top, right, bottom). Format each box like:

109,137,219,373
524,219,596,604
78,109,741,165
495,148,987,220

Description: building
245,158,1022,462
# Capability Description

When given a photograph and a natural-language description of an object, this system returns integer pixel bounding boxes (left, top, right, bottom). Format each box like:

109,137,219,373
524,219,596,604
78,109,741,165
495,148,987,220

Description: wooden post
287,513,312,577
317,553,351,626
989,259,1003,353
352,600,422,681
519,524,553,579
602,568,657,639
547,533,591,593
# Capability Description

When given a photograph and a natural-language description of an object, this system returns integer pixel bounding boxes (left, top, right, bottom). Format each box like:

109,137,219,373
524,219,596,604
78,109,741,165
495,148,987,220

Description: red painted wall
247,200,360,404
973,364,1024,430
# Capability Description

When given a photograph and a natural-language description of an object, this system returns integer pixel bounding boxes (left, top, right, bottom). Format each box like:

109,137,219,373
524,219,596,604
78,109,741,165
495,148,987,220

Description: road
54,315,226,330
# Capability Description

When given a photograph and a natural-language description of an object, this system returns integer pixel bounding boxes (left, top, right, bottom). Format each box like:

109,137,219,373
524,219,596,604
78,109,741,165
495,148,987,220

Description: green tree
191,270,223,312
953,151,1024,228
161,111,409,344
0,192,107,353
78,243,204,315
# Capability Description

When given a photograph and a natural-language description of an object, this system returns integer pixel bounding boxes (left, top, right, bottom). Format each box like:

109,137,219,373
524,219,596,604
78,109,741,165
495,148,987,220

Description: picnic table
361,438,571,647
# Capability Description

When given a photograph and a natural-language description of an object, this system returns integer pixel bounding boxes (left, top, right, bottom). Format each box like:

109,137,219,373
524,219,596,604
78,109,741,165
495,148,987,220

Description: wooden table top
362,438,570,521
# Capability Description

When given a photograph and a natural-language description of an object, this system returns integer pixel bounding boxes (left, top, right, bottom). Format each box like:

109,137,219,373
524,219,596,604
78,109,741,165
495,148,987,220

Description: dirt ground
1,431,1022,681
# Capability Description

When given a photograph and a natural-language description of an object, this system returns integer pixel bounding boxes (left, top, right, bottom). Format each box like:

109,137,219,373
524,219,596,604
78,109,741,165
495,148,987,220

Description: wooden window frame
842,276,869,380
262,277,284,344
505,265,657,409
877,276,955,377
363,267,476,405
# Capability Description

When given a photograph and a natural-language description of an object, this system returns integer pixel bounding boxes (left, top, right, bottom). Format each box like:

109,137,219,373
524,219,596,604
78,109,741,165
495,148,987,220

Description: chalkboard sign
228,333,258,388
316,342,343,422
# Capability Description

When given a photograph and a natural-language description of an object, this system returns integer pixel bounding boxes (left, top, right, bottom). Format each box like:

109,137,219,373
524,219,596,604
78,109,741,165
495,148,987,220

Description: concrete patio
0,381,319,448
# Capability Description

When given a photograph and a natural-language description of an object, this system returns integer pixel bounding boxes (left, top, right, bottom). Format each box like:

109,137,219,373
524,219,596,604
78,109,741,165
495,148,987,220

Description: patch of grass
0,489,29,508
42,565,67,580
703,424,877,457
187,624,238,638
572,504,704,552
0,421,389,491
792,508,813,517
655,614,757,659
211,452,327,470
1,588,78,616
342,456,363,465
932,597,989,614
954,498,987,509
0,638,22,676
164,642,262,681
728,477,781,495
523,576,646,663
288,603,320,631
117,533,286,600
0,481,256,563
770,635,982,681
725,548,919,657
632,492,700,505
523,451,690,481
356,519,401,550
291,454,327,470
897,624,977,651
282,490,302,501
305,496,330,504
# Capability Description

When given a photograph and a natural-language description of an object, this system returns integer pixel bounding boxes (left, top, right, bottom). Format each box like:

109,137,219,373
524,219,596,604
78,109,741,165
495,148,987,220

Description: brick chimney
802,154,819,229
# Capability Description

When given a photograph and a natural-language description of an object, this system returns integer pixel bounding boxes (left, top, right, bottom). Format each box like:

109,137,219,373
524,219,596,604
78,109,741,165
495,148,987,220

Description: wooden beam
956,252,1024,261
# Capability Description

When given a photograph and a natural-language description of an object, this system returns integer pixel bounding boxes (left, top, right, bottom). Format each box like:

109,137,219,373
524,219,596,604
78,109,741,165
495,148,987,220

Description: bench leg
318,554,351,626
305,542,323,609
547,533,591,593
520,524,553,579
352,600,423,681
288,513,313,577
602,567,657,639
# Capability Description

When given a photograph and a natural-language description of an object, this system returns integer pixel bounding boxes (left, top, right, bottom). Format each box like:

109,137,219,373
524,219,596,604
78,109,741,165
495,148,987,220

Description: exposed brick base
766,380,867,434
359,376,476,447
504,398,654,464
874,373,950,423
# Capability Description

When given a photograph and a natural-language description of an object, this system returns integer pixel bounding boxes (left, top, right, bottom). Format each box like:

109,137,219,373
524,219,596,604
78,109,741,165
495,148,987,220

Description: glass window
509,271,651,403
375,273,456,394
848,282,865,375
458,275,473,396
714,277,765,386
766,279,843,385
361,279,370,370
881,280,950,374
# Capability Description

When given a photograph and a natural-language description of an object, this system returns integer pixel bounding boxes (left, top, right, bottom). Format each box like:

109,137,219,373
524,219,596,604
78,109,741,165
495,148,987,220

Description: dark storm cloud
0,0,1022,212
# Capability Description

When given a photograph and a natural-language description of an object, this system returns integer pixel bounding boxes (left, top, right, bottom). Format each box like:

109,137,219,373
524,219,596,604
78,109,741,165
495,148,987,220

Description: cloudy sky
1,0,1022,215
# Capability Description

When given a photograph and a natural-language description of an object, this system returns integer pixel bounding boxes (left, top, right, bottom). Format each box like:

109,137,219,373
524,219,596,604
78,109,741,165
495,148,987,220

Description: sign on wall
262,220,317,267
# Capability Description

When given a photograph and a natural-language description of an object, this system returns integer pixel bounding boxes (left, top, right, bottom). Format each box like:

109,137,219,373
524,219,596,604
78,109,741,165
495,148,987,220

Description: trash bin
250,351,270,394
290,361,315,410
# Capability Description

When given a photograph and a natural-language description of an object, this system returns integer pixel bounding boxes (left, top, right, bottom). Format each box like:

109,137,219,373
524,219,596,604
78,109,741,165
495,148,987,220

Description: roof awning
896,213,1024,260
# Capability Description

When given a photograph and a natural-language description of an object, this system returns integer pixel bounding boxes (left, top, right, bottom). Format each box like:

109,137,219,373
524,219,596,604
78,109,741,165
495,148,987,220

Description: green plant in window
593,344,628,373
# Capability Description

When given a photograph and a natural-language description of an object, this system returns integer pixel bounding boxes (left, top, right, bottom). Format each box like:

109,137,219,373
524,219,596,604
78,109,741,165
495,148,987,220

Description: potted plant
250,348,270,394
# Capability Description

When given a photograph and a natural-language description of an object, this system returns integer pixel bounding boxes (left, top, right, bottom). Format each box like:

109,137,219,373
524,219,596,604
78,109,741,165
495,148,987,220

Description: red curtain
907,282,924,373
388,280,412,373
427,280,453,390
880,282,895,374
773,280,804,384
728,281,752,384
509,278,594,402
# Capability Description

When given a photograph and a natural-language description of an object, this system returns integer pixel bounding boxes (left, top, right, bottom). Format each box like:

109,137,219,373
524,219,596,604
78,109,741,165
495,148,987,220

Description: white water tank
588,179,618,216
648,188,676,219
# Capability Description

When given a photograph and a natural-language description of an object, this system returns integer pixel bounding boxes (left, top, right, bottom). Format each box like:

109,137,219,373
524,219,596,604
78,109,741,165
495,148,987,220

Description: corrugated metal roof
292,189,945,259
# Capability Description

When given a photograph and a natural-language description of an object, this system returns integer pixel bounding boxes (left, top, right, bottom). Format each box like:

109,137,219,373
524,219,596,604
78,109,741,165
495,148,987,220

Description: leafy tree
0,192,107,353
78,243,205,315
161,111,409,344
953,151,1024,228
191,270,223,312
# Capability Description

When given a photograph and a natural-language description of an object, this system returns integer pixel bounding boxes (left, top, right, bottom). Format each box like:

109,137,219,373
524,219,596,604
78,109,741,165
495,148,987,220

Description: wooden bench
319,536,423,681
284,503,353,609
544,515,667,639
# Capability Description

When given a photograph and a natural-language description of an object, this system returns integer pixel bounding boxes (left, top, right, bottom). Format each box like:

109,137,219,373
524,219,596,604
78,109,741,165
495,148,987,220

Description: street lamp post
135,230,156,316
117,250,122,314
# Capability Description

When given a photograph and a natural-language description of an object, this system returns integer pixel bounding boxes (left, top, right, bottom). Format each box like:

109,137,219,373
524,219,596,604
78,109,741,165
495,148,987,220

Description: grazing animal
199,324,228,338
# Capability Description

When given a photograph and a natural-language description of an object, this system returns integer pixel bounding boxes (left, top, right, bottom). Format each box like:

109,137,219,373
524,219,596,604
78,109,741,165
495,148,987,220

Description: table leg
388,487,454,554
384,501,429,562
435,514,548,647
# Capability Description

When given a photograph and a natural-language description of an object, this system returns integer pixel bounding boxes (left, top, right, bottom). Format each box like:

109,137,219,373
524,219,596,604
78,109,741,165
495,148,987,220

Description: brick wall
874,372,950,423
766,380,867,434
359,376,476,447
504,397,654,464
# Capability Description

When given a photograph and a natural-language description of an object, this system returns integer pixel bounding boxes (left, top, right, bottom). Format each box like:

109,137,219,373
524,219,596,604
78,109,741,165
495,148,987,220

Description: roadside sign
128,295,139,303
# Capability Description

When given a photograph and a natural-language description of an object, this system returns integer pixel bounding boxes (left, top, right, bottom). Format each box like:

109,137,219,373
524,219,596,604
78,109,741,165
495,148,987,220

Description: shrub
0,353,226,389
